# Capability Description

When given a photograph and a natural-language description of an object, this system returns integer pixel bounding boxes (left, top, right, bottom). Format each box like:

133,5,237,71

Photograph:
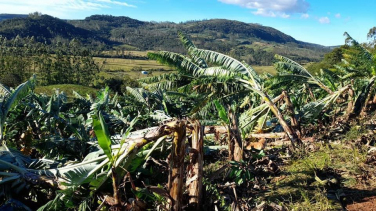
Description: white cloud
319,17,330,24
218,0,309,18
0,0,136,18
95,0,135,7
335,13,341,18
301,13,309,19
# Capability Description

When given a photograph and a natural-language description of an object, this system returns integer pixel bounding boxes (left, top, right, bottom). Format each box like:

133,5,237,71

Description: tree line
0,36,100,87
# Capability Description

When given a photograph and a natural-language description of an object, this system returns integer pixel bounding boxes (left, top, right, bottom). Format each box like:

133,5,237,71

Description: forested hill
70,15,330,63
70,16,297,44
0,14,330,63
183,19,297,43
0,14,110,45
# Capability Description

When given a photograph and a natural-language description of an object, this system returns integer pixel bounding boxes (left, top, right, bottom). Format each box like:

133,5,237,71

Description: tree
368,26,376,47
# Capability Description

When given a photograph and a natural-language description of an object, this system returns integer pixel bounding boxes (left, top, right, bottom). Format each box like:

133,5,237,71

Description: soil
347,196,376,211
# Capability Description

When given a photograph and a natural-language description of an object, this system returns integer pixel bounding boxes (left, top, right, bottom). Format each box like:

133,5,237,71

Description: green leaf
258,150,265,157
178,31,208,68
237,178,244,185
245,171,252,180
213,100,230,125
145,135,167,159
229,170,235,178
92,111,113,162
120,116,139,145
235,169,243,177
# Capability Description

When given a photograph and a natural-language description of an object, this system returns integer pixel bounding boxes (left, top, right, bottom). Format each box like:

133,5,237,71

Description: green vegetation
94,57,173,72
1,21,376,210
265,143,369,210
0,36,99,87
0,13,109,46
71,16,330,64
1,14,330,65
35,84,98,99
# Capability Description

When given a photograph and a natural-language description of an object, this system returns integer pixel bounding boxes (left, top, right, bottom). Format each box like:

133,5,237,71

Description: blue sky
0,0,375,46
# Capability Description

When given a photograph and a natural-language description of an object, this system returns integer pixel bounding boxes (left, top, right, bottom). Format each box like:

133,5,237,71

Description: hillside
0,14,331,64
0,14,110,45
70,15,331,63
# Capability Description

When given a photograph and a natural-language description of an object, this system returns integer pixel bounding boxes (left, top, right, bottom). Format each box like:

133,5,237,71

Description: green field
100,50,149,57
35,84,98,99
95,56,277,80
95,57,173,72
253,65,277,75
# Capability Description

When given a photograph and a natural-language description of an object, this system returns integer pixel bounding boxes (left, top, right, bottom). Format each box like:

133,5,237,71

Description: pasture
94,55,277,80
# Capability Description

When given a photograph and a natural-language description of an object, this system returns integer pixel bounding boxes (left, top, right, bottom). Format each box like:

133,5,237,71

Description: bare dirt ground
347,196,376,211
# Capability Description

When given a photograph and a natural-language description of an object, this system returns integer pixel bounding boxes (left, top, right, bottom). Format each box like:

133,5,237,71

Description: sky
0,0,375,46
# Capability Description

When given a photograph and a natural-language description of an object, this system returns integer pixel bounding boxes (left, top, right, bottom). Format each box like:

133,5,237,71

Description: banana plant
341,33,376,115
146,32,302,148
213,100,243,161
0,75,35,142
0,111,145,210
273,54,334,94
92,111,122,206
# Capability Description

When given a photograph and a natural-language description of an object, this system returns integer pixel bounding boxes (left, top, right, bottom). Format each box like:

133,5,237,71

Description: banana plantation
1,32,376,210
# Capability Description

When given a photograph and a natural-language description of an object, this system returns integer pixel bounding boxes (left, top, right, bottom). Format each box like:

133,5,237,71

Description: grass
94,57,174,72
93,53,278,86
96,69,176,83
95,56,276,77
100,50,149,57
35,84,98,99
261,143,370,210
345,123,368,141
113,45,140,51
94,56,277,84
253,65,277,75
95,49,279,81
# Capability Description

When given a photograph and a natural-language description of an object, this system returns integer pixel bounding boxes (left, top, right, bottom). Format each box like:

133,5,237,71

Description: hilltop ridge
0,14,331,64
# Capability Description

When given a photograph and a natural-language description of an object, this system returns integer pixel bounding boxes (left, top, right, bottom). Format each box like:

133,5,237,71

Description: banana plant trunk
360,76,376,115
111,167,120,207
345,87,355,120
0,117,5,142
167,120,186,211
372,94,376,104
228,106,243,161
187,120,203,210
283,91,301,136
263,93,303,148
0,125,3,142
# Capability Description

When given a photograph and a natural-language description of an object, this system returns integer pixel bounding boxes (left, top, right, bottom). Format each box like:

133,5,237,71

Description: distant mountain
69,15,330,63
0,14,110,45
184,19,297,43
0,14,28,21
0,14,331,64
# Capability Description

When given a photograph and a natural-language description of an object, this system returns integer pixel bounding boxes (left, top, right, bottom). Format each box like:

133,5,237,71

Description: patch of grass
113,45,140,51
96,69,176,82
94,57,173,72
285,188,338,211
263,143,368,210
253,65,277,75
345,124,367,141
35,84,98,99
95,54,277,78
100,50,149,57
